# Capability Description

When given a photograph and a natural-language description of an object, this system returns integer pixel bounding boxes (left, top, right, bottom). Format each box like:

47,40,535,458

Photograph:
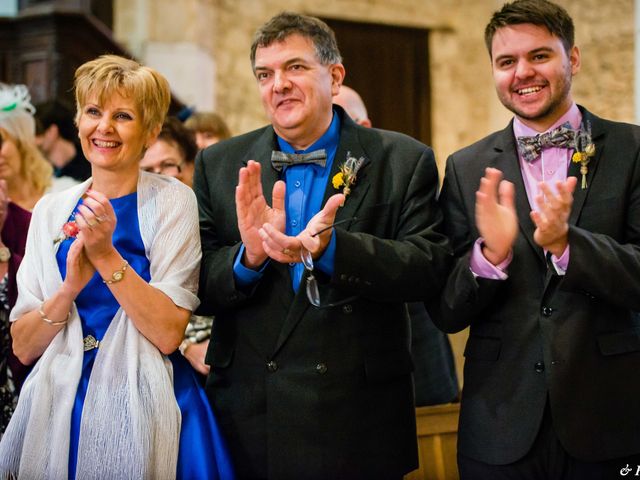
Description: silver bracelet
178,338,195,356
38,302,70,326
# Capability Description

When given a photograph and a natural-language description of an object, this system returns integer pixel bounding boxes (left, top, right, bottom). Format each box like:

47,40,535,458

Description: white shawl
0,172,202,479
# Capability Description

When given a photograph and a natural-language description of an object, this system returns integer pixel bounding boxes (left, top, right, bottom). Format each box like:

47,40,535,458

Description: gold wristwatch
102,260,129,284
0,246,10,263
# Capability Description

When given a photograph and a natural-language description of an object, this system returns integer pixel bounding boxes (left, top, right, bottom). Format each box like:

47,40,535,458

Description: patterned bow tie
271,149,327,172
516,122,576,163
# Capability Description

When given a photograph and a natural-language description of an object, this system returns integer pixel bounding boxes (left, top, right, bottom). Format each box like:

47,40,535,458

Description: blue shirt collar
276,110,341,155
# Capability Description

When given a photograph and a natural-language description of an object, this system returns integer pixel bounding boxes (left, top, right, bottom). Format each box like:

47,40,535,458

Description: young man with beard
430,0,640,478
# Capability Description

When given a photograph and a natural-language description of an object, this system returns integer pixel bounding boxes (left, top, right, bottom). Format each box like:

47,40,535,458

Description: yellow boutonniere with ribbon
332,152,366,198
572,122,595,189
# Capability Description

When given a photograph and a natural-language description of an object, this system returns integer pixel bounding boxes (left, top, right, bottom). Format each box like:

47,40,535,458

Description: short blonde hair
74,55,171,133
0,83,51,194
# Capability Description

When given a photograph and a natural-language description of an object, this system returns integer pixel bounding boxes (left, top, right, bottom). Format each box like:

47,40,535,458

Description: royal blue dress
56,192,234,480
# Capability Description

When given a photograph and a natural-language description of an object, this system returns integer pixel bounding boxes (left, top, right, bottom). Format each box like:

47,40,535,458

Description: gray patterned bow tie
271,149,327,172
516,122,576,163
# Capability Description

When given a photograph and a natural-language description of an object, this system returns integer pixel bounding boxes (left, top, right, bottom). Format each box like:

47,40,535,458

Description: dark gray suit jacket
194,108,451,479
430,106,640,465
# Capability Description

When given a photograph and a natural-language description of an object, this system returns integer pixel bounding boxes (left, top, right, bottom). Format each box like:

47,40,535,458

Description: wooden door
323,17,431,145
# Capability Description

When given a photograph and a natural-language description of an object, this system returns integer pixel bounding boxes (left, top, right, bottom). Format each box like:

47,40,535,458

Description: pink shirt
470,103,582,279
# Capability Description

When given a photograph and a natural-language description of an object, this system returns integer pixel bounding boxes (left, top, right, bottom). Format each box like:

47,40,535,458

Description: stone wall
114,0,635,167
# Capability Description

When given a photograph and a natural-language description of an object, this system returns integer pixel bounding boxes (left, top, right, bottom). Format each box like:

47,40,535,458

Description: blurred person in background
0,83,52,435
141,116,213,377
35,99,91,183
140,116,198,188
184,111,232,150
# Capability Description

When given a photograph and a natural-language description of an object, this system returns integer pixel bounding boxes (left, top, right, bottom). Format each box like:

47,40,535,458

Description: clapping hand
75,189,117,262
530,177,577,257
235,160,286,268
63,236,95,296
257,193,344,264
475,168,518,265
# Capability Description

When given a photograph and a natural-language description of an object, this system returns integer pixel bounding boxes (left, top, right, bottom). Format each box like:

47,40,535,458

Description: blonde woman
0,56,233,479
0,83,51,435
0,83,52,212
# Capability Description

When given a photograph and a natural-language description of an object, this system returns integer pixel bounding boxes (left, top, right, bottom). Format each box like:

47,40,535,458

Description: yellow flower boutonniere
332,152,366,198
572,122,595,189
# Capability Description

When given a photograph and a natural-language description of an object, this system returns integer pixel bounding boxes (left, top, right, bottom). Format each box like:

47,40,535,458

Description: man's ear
329,64,346,96
570,45,581,76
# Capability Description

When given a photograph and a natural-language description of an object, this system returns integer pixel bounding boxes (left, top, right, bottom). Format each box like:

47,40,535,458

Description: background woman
183,111,231,150
0,55,233,479
0,83,52,435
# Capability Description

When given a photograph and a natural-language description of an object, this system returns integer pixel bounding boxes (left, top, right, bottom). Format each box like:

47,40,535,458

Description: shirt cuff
314,231,336,277
469,238,512,280
233,244,269,288
549,245,570,276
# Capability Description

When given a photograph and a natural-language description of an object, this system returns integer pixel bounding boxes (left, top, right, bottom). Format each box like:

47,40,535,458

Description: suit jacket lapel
273,113,372,355
491,123,545,264
323,114,372,229
568,107,604,225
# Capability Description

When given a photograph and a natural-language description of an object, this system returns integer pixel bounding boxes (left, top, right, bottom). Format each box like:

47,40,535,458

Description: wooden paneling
405,403,460,480
0,11,183,114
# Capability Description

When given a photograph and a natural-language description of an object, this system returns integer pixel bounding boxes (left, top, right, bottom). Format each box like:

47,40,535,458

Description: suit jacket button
541,306,553,317
266,360,278,372
342,304,353,314
534,361,545,373
340,274,347,281
315,363,327,374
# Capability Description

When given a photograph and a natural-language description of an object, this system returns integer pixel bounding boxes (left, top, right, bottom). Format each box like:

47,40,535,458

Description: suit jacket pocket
597,327,640,356
464,336,501,361
364,349,413,383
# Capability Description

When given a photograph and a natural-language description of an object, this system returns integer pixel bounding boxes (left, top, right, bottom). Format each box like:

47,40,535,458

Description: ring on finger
282,248,293,256
87,219,97,227
96,215,107,223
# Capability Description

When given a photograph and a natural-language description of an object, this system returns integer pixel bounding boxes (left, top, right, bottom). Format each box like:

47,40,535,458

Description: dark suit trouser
458,401,640,480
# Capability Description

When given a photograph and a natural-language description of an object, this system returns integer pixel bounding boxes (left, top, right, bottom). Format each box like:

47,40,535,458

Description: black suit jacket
194,109,451,479
430,106,640,465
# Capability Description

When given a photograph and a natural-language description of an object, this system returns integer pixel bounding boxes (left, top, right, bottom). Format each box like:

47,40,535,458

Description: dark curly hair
250,11,342,71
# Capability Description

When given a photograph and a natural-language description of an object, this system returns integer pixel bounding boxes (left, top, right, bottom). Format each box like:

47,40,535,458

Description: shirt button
315,363,327,374
541,306,553,317
342,304,353,314
534,361,545,373
266,361,278,372
291,219,298,227
294,180,301,188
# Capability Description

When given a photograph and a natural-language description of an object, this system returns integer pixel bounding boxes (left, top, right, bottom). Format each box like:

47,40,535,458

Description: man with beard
429,0,640,478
